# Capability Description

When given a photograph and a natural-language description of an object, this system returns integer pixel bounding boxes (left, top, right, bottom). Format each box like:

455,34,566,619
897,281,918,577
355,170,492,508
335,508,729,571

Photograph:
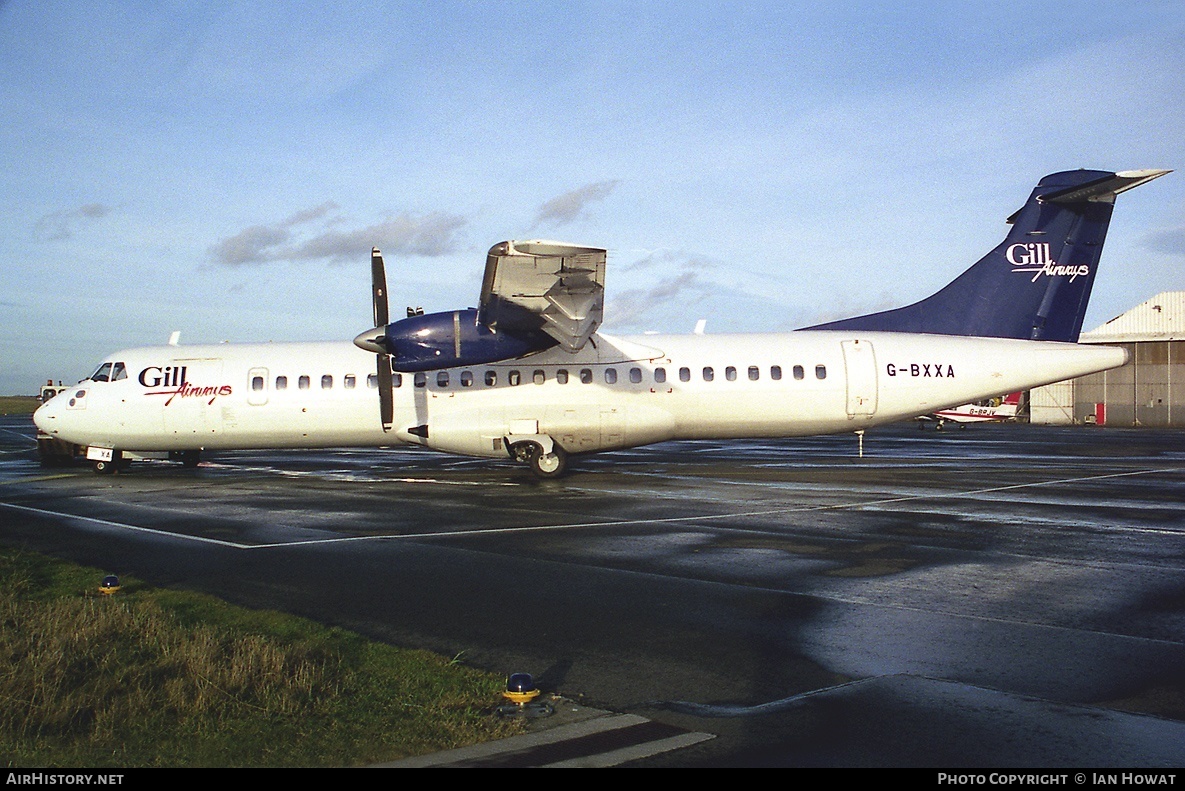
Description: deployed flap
478,240,607,352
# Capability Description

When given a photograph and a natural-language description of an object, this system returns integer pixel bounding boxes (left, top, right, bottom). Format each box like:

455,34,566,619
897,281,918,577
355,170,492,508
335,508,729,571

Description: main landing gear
509,439,569,479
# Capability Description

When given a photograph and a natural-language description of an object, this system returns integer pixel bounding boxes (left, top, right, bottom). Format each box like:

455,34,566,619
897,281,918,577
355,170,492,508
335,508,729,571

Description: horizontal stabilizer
1041,168,1170,205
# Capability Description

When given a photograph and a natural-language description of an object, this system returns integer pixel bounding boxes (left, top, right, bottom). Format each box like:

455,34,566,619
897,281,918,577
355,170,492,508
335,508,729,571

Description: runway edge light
503,672,540,704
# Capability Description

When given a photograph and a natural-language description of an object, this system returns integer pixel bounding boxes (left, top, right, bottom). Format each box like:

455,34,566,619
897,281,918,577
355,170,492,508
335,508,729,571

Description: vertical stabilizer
805,169,1169,342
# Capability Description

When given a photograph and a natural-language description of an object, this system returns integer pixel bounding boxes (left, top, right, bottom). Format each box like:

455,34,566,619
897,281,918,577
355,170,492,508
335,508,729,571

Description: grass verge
0,396,40,416
0,546,524,767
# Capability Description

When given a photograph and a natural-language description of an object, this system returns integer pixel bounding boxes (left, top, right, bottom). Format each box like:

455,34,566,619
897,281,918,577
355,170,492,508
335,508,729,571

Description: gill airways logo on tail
1006,242,1090,283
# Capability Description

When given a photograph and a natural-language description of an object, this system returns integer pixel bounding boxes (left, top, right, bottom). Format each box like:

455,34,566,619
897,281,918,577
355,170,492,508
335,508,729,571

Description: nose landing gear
92,449,129,474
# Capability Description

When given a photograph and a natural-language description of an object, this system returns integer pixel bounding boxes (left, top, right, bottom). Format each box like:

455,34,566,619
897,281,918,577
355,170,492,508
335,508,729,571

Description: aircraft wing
477,240,607,352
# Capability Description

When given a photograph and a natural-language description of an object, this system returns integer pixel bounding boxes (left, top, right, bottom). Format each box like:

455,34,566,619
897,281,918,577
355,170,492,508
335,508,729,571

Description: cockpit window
111,362,127,381
90,362,113,382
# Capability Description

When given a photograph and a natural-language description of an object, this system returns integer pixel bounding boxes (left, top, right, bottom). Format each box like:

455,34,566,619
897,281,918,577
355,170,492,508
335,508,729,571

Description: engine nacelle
383,309,556,372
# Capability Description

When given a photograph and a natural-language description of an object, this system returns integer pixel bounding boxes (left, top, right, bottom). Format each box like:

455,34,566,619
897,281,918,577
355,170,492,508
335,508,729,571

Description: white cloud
209,204,466,265
33,203,113,241
533,181,621,228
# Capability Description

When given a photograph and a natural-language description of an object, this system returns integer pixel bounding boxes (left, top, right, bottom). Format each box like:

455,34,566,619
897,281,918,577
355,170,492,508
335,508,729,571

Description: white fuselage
34,330,1127,460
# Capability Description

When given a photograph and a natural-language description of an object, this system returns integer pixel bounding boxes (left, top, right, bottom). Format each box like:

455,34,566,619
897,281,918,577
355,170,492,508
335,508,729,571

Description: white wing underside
478,240,607,353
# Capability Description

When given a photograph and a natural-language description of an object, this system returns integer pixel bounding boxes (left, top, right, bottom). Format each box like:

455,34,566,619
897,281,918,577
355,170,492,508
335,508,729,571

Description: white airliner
34,168,1168,477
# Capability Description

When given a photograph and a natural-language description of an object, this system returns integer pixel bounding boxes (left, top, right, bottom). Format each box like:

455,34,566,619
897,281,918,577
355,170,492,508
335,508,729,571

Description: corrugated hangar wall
1030,292,1185,427
1059,341,1183,426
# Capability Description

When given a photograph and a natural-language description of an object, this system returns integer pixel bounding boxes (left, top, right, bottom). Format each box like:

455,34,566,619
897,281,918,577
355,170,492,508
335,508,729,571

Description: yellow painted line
0,474,78,485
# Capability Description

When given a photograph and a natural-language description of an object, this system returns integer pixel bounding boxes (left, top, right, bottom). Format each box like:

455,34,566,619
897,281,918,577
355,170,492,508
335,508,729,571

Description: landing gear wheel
181,450,201,468
93,449,127,474
509,442,534,464
528,444,567,479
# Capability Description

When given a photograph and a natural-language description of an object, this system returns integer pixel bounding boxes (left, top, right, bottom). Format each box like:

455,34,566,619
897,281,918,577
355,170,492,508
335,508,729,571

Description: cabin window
556,369,569,384
276,376,288,390
815,365,827,380
366,374,376,388
414,373,426,388
111,363,127,381
679,367,690,382
252,376,264,391
485,370,497,386
654,367,667,383
605,368,618,384
628,367,641,383
748,366,759,381
508,370,521,386
579,368,592,384
365,372,402,389
344,374,356,389
437,371,449,387
460,371,473,387
725,366,737,381
703,366,714,382
793,365,804,380
533,369,545,385
299,375,310,390
321,375,333,389
771,366,782,381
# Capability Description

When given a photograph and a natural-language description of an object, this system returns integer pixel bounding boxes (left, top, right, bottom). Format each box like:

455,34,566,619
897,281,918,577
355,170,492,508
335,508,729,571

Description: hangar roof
1082,291,1185,343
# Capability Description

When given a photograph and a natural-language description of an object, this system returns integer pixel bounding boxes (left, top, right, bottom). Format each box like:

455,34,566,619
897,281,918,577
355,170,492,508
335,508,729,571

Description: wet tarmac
2,414,1184,767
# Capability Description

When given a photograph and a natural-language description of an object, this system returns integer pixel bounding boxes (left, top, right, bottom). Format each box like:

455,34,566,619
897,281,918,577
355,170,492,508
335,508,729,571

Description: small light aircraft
918,391,1022,430
34,169,1168,477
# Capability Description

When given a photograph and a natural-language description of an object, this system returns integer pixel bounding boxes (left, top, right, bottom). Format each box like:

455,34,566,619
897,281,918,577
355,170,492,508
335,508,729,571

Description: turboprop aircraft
917,391,1022,430
34,168,1168,477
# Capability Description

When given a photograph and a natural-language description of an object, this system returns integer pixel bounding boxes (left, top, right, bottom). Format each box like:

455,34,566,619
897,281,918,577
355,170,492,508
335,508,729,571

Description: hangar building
1030,291,1185,426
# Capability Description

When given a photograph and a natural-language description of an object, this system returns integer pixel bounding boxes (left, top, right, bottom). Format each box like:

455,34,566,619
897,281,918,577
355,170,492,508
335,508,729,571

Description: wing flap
479,240,607,352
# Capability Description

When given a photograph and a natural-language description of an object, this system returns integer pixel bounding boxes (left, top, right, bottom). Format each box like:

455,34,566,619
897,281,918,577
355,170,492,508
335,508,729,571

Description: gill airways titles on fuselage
137,365,233,406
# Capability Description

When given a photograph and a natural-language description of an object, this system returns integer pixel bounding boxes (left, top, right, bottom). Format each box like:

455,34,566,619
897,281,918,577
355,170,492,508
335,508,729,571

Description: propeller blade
377,353,394,432
370,248,394,432
371,248,389,328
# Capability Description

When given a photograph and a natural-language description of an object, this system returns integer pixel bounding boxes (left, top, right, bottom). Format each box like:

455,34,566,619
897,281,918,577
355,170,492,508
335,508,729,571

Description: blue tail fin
804,169,1169,342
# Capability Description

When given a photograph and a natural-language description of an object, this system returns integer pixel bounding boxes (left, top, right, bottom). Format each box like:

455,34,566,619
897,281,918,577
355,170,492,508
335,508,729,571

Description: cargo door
841,340,878,416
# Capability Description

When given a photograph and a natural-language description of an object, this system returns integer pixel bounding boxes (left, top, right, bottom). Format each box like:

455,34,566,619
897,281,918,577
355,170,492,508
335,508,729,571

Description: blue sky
2,1,1183,394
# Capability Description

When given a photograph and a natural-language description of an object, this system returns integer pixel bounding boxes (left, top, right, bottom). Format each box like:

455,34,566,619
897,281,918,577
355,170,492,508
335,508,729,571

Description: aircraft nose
33,398,56,434
353,326,390,354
